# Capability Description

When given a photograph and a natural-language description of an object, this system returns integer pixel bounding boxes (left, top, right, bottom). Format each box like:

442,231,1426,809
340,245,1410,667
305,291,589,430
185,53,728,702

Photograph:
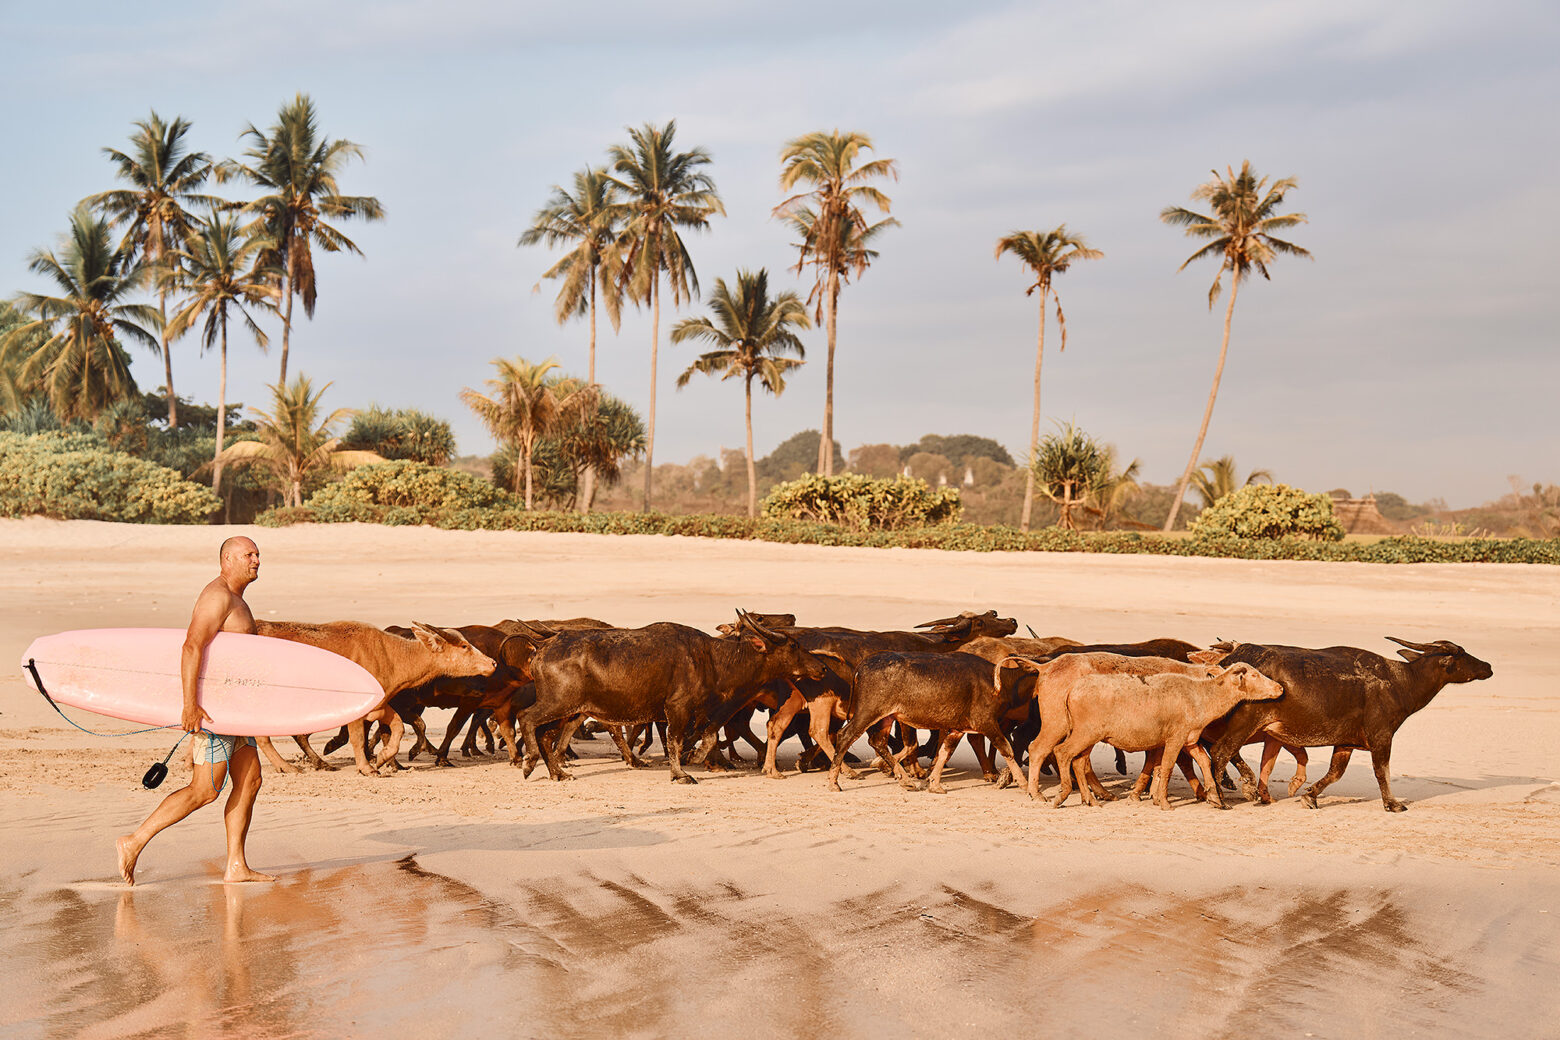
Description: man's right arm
180,586,227,732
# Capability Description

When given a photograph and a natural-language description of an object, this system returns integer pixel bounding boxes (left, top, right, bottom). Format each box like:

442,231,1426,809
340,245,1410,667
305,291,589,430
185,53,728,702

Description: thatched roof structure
1331,494,1405,535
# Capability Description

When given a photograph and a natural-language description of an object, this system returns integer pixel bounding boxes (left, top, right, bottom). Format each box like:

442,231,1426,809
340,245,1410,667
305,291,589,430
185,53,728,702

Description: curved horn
737,609,785,643
1386,636,1444,654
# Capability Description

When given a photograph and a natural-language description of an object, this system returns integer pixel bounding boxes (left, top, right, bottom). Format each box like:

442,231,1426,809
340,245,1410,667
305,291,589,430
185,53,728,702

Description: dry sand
1,516,1557,1039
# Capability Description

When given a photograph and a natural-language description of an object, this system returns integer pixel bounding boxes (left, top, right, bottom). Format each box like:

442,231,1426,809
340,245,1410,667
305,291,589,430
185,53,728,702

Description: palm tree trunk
214,310,228,498
817,268,840,476
524,446,534,510
279,261,294,387
1163,274,1241,532
1020,288,1048,532
159,288,177,427
745,375,757,518
579,268,597,514
641,274,660,513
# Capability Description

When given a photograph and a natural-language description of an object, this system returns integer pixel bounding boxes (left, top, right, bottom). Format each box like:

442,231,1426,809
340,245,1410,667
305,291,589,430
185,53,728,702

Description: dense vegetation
0,430,218,523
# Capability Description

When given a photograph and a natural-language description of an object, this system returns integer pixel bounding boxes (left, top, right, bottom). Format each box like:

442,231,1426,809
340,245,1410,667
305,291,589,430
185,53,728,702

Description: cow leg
322,725,352,755
432,706,475,768
808,699,863,781
1080,755,1115,802
1025,715,1071,803
827,714,877,792
880,722,923,791
989,730,1027,790
1287,746,1310,797
494,707,524,768
606,726,650,768
254,736,302,774
343,718,378,777
1256,739,1283,804
1114,747,1128,775
1186,743,1225,809
1151,740,1179,810
966,734,999,783
1072,755,1101,807
536,720,575,781
1050,737,1086,808
406,717,434,761
1302,747,1353,808
926,732,962,794
664,706,698,784
460,711,488,758
372,709,405,770
1369,738,1407,812
1130,749,1158,801
519,712,545,778
293,733,335,772
1176,750,1206,801
763,689,805,778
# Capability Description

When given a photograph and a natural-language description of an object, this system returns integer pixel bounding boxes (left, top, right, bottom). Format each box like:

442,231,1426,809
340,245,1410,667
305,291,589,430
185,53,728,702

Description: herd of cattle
248,609,1494,812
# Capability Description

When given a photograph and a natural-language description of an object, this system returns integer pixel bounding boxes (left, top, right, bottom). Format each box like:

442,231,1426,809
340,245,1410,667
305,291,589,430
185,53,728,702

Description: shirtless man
117,536,274,885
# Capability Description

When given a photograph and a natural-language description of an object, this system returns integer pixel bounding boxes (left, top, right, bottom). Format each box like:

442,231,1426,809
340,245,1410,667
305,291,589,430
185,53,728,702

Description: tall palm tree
85,111,216,426
519,167,624,383
219,93,384,386
2,206,159,422
1189,455,1273,509
1160,160,1309,531
672,269,809,516
164,211,280,495
995,225,1103,531
461,356,599,509
215,374,380,507
606,120,723,511
520,166,625,511
773,129,898,476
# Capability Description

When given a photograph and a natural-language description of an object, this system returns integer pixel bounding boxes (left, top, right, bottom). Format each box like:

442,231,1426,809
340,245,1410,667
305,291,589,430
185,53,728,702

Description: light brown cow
1044,664,1284,810
253,620,497,776
998,652,1226,803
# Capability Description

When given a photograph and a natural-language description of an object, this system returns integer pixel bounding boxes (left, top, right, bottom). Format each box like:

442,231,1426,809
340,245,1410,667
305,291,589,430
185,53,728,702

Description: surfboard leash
24,658,177,738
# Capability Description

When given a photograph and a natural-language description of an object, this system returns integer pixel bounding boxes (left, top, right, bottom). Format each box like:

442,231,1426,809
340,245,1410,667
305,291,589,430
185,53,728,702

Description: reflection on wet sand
6,860,1552,1038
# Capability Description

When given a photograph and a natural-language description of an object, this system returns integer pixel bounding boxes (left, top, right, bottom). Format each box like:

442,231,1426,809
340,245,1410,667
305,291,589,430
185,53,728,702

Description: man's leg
117,756,227,885
222,743,274,883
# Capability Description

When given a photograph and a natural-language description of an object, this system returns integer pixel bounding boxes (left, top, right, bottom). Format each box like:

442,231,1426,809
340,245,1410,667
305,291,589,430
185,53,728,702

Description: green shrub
301,460,513,523
1189,483,1345,541
0,430,219,523
761,473,962,530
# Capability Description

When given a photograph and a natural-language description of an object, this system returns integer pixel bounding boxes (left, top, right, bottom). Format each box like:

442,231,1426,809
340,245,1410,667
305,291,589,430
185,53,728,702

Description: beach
2,517,1557,1038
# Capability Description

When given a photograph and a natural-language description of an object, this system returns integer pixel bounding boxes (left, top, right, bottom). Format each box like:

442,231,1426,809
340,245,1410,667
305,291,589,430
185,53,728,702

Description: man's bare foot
116,835,138,886
222,866,276,884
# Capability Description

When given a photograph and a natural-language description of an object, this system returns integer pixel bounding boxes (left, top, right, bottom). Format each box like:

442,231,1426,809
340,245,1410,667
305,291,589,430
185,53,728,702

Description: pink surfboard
20,628,385,737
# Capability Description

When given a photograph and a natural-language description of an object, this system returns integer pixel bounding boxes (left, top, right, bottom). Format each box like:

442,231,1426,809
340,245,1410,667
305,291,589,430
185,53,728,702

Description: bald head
220,536,258,563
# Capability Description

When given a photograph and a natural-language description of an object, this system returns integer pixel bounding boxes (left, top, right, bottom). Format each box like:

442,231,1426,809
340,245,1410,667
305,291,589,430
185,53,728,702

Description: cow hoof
1287,778,1306,797
357,767,379,778
434,758,453,768
1384,799,1408,813
1238,781,1258,800
1095,790,1117,802
1158,802,1174,812
764,771,787,780
981,773,1000,784
996,774,1015,791
309,761,337,772
1301,792,1319,809
551,771,575,782
672,774,698,785
928,782,948,795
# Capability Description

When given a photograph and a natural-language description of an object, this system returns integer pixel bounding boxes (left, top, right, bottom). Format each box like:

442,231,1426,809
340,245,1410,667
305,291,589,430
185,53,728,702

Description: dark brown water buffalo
1201,637,1493,812
827,651,1031,794
522,612,829,783
750,610,1021,778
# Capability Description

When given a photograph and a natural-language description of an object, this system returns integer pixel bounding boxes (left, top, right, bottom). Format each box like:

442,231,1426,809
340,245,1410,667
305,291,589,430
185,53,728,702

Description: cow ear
747,636,768,653
411,622,446,652
1396,648,1422,662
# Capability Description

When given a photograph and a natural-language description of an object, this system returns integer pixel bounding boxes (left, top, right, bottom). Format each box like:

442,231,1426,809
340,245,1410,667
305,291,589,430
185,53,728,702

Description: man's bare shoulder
193,577,256,635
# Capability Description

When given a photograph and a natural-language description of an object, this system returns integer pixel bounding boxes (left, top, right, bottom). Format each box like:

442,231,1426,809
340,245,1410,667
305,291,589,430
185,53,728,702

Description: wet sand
1,518,1557,1038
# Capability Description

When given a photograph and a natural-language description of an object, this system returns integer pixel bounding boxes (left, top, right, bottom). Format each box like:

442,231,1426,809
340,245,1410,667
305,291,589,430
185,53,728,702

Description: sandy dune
1,517,1557,1038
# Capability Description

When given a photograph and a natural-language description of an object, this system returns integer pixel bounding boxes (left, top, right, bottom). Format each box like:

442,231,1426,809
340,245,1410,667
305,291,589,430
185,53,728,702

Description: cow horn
1386,636,1448,654
737,609,784,643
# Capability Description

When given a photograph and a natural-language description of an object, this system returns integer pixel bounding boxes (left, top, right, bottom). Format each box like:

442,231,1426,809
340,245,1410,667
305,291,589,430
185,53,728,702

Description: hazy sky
5,0,1556,506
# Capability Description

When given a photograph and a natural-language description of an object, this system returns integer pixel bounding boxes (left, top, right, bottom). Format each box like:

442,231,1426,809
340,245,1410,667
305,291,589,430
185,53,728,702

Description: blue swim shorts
194,733,258,767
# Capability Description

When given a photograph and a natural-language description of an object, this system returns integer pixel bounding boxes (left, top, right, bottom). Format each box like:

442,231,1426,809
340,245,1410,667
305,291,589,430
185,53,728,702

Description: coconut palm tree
461,356,599,509
773,130,898,476
995,225,1103,531
85,111,217,426
163,211,279,495
519,167,624,383
1189,455,1273,509
215,374,380,507
219,94,384,386
2,206,159,422
606,120,723,511
1160,161,1309,531
672,269,809,516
